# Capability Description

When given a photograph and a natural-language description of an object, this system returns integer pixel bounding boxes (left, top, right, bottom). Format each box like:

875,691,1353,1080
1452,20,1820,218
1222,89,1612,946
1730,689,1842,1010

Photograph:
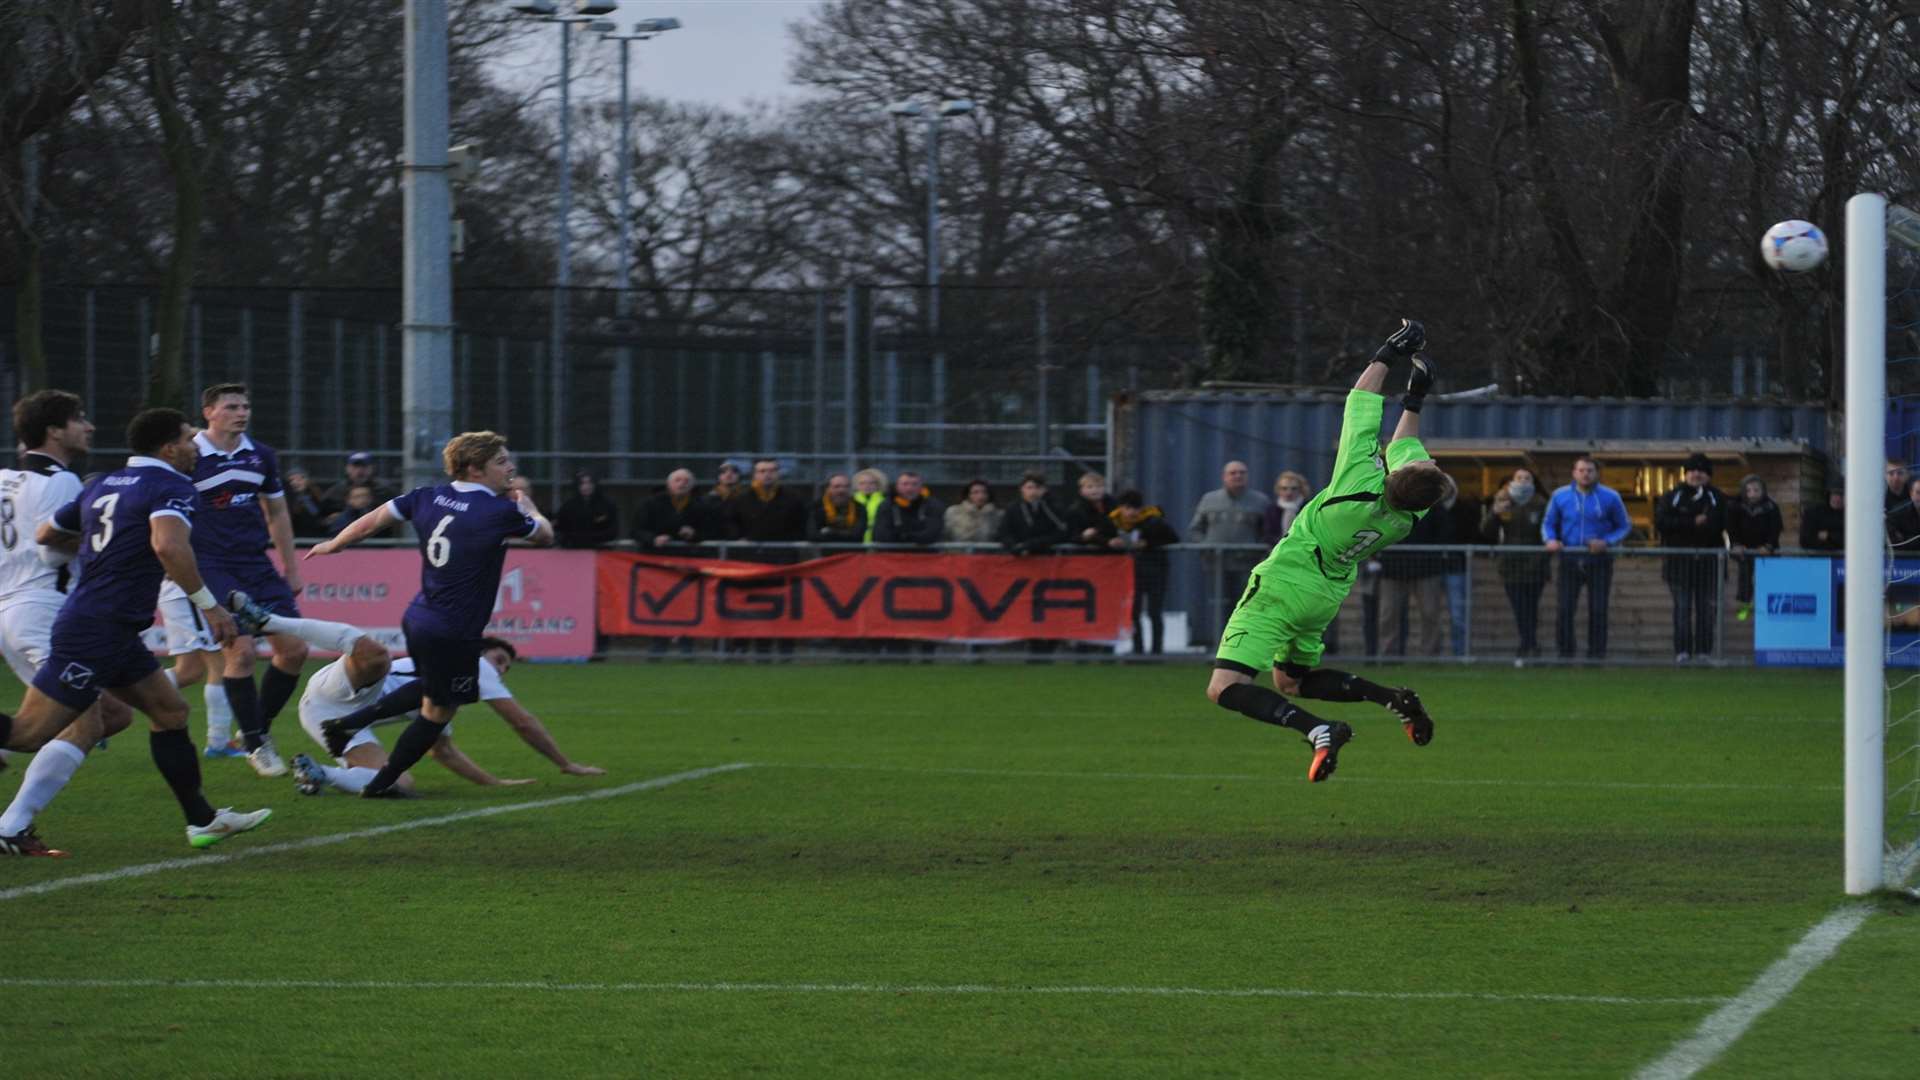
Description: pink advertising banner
140,548,598,661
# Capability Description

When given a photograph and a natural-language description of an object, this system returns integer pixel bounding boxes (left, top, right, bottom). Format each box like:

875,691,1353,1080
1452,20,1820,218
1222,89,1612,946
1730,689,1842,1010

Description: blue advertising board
1754,556,1920,667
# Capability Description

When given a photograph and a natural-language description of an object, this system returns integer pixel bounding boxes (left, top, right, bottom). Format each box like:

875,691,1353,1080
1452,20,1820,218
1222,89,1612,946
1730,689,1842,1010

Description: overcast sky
493,1,828,112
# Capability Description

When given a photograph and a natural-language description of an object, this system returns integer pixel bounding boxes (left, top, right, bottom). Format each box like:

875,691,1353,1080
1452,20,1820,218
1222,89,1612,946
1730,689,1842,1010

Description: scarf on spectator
893,493,925,510
671,494,691,513
752,480,780,502
712,481,737,501
1109,504,1163,531
820,495,857,530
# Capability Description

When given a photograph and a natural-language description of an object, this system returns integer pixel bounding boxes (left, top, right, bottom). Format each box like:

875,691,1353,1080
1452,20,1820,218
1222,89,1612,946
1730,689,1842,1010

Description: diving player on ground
1204,320,1447,782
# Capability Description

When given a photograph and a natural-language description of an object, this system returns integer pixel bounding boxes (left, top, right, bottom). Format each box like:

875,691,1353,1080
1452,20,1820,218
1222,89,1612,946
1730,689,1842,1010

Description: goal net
1847,194,1920,894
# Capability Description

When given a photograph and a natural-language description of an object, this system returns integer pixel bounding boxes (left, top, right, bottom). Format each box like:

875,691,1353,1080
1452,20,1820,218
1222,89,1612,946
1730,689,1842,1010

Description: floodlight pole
550,19,574,473
401,0,454,491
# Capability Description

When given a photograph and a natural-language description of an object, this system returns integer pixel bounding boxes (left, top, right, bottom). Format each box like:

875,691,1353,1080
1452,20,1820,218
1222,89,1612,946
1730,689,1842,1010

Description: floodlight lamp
510,0,558,15
633,17,681,33
939,99,976,117
588,18,616,32
575,1,619,15
887,101,925,117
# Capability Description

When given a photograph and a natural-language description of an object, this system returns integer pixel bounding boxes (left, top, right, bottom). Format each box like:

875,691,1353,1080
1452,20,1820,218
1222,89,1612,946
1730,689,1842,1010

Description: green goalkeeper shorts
1214,546,1349,673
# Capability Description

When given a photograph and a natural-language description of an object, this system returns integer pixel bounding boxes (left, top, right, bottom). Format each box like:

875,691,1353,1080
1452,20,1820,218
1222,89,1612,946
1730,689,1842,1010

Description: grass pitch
1,661,1912,1078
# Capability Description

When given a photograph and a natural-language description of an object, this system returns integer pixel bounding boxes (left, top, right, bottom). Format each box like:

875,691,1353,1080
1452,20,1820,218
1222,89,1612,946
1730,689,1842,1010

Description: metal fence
578,540,1785,665
0,283,1196,494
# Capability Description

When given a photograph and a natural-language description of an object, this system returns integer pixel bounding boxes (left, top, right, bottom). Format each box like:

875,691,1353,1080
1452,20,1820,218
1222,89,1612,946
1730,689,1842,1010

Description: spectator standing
320,451,395,515
1437,473,1474,656
1066,473,1125,551
1260,471,1310,545
729,458,809,543
1654,453,1728,662
942,479,1003,544
872,472,945,545
1479,467,1551,657
851,468,888,543
1000,471,1072,555
1112,489,1179,656
326,484,388,538
1799,485,1844,552
1543,455,1633,660
1726,473,1783,621
810,473,867,544
1188,460,1270,647
636,468,716,550
1888,477,1920,550
1887,460,1910,513
1377,495,1450,656
284,466,330,539
554,470,619,548
702,461,744,540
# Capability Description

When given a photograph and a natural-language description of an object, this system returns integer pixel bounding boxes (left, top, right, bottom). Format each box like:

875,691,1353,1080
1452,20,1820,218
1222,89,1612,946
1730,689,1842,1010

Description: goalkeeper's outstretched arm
1358,319,1423,392
1392,354,1436,441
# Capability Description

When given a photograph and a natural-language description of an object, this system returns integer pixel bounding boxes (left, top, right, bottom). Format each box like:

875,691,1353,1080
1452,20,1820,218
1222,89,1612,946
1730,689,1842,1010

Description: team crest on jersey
451,676,476,693
59,662,95,690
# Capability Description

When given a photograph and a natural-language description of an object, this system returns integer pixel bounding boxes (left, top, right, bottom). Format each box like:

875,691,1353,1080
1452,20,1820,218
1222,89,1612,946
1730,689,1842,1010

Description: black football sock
1217,683,1322,736
149,728,216,827
1295,669,1396,706
257,665,300,732
363,716,446,795
226,675,263,750
333,681,427,736
0,712,12,750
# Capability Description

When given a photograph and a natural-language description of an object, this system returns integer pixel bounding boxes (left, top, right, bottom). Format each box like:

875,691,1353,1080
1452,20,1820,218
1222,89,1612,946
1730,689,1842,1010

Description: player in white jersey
0,390,134,856
221,594,605,796
155,580,240,758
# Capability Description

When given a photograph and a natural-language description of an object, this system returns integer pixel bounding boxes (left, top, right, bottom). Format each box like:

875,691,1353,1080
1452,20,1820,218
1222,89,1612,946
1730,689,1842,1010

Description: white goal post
1844,193,1920,894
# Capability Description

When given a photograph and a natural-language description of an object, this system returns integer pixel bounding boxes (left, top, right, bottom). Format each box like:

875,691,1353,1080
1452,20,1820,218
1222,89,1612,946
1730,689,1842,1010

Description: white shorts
157,580,220,655
297,658,449,760
0,591,63,683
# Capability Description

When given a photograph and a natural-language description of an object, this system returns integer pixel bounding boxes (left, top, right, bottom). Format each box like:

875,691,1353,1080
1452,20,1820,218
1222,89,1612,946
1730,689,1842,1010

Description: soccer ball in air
1760,220,1828,272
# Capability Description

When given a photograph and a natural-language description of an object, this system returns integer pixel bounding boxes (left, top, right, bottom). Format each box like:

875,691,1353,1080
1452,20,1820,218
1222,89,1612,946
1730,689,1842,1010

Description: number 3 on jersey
1332,528,1382,564
90,492,121,553
426,515,454,567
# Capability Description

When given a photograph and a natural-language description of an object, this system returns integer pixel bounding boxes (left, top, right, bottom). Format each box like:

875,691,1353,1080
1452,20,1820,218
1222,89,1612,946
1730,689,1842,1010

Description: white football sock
321,764,378,794
204,682,233,746
260,615,366,655
0,740,88,835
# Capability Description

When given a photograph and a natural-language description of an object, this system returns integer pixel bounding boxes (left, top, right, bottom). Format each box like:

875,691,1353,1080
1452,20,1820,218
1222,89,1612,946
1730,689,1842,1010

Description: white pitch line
0,763,751,903
0,975,1729,1007
1632,905,1875,1080
762,762,1838,793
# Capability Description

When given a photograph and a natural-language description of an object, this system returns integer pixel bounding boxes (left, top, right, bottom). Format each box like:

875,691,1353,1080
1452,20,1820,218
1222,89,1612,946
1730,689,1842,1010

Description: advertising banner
1754,555,1920,668
596,551,1136,641
140,548,598,661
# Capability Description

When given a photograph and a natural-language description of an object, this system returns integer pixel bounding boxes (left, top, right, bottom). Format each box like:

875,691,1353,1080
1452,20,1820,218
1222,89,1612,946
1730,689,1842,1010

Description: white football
1760,219,1828,272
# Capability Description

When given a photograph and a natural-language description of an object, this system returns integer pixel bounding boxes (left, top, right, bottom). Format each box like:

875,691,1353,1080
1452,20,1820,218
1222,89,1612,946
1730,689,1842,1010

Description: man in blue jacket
1542,455,1633,659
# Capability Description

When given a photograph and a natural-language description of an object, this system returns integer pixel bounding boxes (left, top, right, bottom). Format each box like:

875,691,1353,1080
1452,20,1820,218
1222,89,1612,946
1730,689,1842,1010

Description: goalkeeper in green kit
1205,319,1448,782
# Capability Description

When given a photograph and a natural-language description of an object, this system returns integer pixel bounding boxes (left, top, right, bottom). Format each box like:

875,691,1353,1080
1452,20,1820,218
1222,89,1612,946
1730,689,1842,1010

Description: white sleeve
478,661,514,702
37,471,83,526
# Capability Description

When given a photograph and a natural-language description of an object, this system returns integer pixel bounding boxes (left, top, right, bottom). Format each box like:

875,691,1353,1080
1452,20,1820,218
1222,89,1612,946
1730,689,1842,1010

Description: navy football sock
149,728,216,827
363,716,446,796
225,676,262,750
0,712,12,750
1295,669,1395,706
258,665,300,731
1217,683,1321,736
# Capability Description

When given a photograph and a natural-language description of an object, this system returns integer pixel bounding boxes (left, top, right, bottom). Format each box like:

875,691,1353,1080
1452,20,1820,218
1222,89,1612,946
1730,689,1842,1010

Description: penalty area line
0,763,753,903
0,975,1730,1007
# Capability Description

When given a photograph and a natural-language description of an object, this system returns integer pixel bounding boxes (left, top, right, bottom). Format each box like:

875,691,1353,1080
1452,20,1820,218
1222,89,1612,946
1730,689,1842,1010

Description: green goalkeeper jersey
1259,389,1431,584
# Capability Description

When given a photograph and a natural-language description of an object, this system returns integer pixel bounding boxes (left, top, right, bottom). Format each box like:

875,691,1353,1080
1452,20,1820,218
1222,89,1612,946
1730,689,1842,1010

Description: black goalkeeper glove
1371,319,1425,366
1400,353,1436,414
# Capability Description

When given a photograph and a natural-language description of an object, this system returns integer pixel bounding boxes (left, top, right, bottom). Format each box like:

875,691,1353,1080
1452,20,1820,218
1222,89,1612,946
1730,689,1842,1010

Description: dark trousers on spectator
1198,553,1256,648
1734,552,1759,604
1379,576,1446,656
1556,554,1613,659
1133,565,1167,656
1667,556,1719,656
1502,578,1547,654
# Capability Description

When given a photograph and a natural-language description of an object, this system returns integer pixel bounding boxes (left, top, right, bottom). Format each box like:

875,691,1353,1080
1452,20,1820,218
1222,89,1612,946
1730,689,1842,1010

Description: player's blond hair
443,430,509,479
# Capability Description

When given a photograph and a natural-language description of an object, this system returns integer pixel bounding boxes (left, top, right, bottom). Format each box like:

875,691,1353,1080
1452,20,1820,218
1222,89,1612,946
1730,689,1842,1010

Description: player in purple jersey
0,409,271,849
305,430,554,797
175,383,306,779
